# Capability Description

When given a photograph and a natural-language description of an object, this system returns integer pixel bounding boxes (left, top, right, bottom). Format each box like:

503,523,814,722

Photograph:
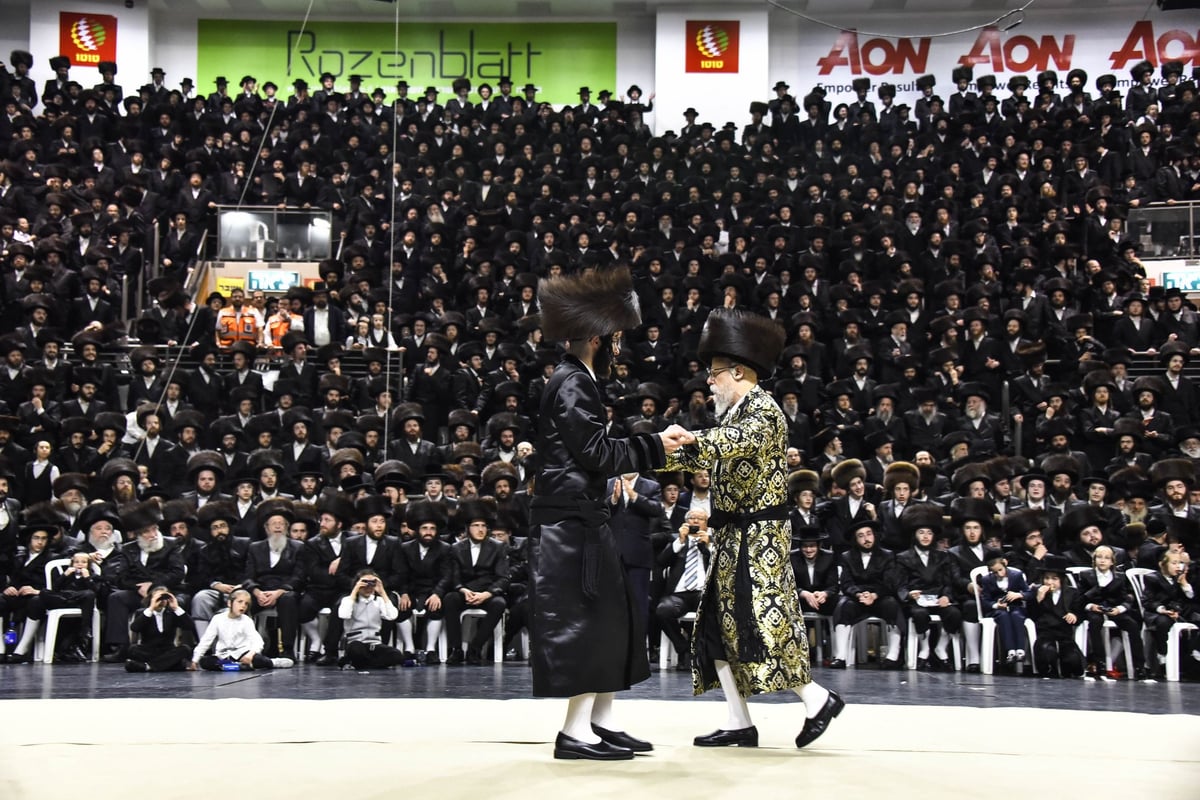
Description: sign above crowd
196,20,617,107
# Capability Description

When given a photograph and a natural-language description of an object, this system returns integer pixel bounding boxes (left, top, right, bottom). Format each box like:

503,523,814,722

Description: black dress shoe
592,724,653,752
827,658,847,669
424,650,441,665
446,648,465,666
880,657,903,670
100,649,126,663
795,690,845,749
554,731,634,760
916,657,930,671
315,653,339,667
465,647,482,666
965,663,980,674
693,726,758,747
305,650,322,663
124,659,150,673
7,652,31,664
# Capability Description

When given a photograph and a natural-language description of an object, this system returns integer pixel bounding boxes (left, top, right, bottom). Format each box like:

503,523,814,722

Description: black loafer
554,731,634,760
7,652,31,664
592,724,653,752
965,663,980,674
693,726,758,747
795,691,845,749
916,657,930,671
880,658,903,670
827,658,847,669
315,653,339,667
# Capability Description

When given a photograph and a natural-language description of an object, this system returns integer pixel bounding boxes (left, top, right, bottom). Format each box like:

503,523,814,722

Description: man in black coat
189,501,249,640
276,332,320,409
528,266,682,760
442,498,510,665
240,499,305,658
895,506,963,670
101,502,186,661
297,494,354,663
831,520,902,669
393,499,455,663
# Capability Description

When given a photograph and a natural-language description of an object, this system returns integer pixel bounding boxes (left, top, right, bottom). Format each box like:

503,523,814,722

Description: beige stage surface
2,698,1198,800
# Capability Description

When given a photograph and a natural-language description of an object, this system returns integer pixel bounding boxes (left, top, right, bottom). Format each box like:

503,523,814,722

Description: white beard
712,384,737,417
268,534,287,554
138,533,164,554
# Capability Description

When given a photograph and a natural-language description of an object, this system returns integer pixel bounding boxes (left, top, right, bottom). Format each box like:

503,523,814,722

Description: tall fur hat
1041,454,1081,483
697,309,785,377
197,501,239,528
538,265,641,340
900,504,945,538
952,498,996,528
481,461,519,489
119,500,162,534
403,499,446,529
316,492,356,524
1057,505,1108,543
355,494,393,522
1149,458,1195,489
831,459,867,490
457,497,498,526
1002,508,1048,544
186,450,227,480
883,461,920,493
787,469,820,497
952,461,993,494
256,497,296,528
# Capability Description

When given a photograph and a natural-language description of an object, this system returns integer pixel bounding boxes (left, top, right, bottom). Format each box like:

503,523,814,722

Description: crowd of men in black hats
0,46,1199,676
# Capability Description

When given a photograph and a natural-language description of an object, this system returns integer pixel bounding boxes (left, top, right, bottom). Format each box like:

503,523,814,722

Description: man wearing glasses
667,309,846,750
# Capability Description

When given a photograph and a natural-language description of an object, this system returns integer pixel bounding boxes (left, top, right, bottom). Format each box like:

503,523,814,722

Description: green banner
197,20,617,107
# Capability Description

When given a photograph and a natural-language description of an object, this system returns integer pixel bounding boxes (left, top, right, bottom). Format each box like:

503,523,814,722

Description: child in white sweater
189,590,294,670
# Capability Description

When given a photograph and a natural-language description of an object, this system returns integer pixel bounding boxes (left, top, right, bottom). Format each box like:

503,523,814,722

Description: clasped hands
659,424,696,453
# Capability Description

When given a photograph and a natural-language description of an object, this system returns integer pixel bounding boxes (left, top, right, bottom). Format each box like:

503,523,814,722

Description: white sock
563,693,600,742
301,620,321,652
963,622,981,665
425,619,443,653
934,632,951,659
396,619,415,652
886,626,902,661
14,619,40,655
590,692,616,729
918,631,931,659
194,619,209,641
833,625,852,661
714,659,753,729
794,681,830,719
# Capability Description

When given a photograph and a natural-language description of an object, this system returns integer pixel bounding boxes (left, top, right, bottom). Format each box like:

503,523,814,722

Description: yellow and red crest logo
60,12,118,67
686,21,739,73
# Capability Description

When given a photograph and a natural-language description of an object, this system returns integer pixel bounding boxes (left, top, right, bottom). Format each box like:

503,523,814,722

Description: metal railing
210,205,333,263
1126,201,1198,260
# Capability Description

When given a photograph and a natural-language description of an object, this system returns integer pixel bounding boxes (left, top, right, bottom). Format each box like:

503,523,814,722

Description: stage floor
3,664,1199,800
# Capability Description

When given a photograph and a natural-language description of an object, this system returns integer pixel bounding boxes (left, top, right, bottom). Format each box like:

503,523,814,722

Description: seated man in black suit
240,499,305,660
654,507,711,670
442,498,510,665
394,499,454,663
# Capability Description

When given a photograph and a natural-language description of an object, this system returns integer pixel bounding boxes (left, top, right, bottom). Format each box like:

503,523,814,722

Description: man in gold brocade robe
668,309,846,750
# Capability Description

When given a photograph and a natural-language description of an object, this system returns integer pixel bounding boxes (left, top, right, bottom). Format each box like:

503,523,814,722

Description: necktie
682,542,704,592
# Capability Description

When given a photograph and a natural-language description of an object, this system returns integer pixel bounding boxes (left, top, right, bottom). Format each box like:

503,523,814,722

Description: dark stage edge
2,660,1197,715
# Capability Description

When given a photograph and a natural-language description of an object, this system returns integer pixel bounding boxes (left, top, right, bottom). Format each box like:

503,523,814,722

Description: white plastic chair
905,614,963,671
34,558,102,664
1128,567,1195,682
458,608,504,663
846,616,890,666
972,565,1032,675
660,611,697,669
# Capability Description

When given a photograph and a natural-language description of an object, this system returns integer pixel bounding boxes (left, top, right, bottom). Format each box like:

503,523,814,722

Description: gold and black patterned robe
665,383,811,697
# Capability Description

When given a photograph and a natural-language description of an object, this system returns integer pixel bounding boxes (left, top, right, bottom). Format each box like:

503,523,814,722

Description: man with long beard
101,501,185,661
669,309,843,750
530,265,687,761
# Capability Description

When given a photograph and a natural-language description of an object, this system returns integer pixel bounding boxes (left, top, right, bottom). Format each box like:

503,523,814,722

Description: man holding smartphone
655,509,712,671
